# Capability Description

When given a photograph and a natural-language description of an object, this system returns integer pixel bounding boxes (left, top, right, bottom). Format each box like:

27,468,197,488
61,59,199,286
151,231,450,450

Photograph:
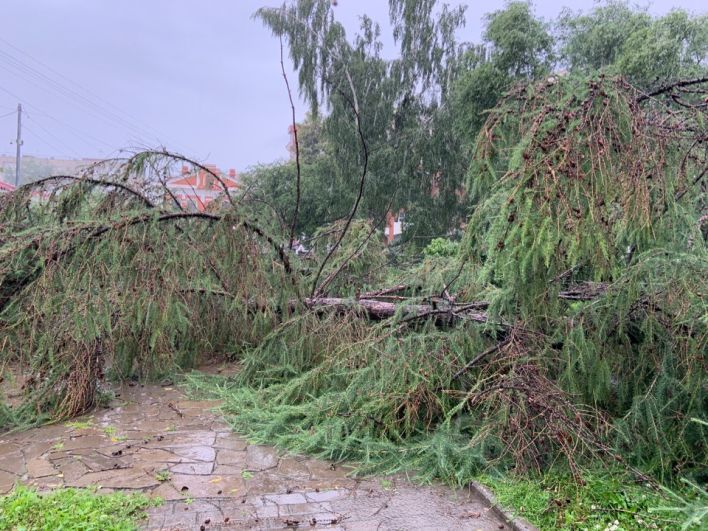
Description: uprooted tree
0,3,706,492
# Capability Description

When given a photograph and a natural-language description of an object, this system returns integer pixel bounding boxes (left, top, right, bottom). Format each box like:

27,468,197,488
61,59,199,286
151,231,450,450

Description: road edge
469,480,539,531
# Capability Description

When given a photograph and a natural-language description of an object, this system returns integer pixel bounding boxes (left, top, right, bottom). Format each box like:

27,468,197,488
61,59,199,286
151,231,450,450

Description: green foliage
241,159,345,237
466,75,703,318
423,237,459,258
557,1,652,72
557,1,708,87
652,477,708,530
240,113,348,237
0,485,156,530
451,2,554,167
615,9,708,85
309,219,387,295
185,322,502,482
0,154,290,427
463,73,707,481
479,470,676,530
483,1,554,79
256,0,471,246
154,470,170,482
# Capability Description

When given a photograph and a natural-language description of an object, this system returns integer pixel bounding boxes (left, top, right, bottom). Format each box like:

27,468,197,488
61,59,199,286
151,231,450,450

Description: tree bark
302,296,489,323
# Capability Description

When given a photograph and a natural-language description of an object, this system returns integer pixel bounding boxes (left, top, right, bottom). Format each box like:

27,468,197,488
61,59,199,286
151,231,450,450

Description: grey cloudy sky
0,0,705,172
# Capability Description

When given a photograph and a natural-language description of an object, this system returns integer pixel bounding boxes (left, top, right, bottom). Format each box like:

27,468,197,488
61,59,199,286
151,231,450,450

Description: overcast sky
0,0,705,173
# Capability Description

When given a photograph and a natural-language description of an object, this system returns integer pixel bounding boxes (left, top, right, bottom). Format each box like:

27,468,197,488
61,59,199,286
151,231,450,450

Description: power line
0,39,190,153
0,83,116,154
24,125,68,155
0,110,15,119
0,57,156,146
0,47,157,141
25,112,81,158
0,36,176,146
27,108,118,152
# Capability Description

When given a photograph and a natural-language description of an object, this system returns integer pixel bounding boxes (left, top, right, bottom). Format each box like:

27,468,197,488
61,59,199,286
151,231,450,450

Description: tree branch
280,27,302,250
636,76,708,103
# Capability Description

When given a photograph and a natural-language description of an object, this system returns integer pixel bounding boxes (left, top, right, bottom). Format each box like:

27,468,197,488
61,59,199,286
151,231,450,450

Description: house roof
166,165,239,191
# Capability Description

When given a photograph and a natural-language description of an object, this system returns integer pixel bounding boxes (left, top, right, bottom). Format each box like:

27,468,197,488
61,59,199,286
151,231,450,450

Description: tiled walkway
0,382,506,530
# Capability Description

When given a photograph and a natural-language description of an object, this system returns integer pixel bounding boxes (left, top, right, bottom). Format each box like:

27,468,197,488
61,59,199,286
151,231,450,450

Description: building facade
165,164,239,211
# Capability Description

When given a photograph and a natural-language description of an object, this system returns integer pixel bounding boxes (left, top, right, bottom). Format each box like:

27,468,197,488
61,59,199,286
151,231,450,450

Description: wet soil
0,374,505,530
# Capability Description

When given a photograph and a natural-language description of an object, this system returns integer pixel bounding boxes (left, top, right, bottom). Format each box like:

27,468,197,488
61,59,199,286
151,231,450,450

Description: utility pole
14,103,22,187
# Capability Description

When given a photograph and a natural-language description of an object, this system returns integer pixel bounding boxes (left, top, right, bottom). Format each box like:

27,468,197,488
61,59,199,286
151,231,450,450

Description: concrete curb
469,481,539,531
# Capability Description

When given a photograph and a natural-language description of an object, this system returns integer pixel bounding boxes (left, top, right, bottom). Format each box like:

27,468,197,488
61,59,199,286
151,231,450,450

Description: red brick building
166,164,239,211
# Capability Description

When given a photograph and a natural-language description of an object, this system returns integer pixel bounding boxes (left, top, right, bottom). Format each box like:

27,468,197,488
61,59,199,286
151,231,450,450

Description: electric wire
0,83,117,154
0,58,152,147
0,37,175,145
23,123,76,158
0,39,190,153
24,112,82,158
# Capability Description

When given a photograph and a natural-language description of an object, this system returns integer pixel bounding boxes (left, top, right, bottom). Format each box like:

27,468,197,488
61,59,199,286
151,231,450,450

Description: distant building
385,210,404,244
0,155,103,185
287,124,297,161
165,164,239,211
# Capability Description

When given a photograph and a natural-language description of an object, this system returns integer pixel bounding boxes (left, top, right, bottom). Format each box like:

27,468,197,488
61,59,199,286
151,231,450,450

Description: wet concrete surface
0,377,506,530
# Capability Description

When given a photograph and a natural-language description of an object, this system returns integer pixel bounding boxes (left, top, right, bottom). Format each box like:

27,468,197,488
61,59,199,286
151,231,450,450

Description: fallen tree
0,74,705,491
302,281,609,321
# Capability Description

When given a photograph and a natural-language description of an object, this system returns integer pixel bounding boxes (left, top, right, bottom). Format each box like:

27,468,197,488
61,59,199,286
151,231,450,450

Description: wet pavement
0,378,506,530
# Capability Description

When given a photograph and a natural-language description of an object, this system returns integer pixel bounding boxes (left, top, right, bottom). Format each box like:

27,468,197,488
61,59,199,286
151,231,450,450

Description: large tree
557,1,708,88
451,1,554,145
255,0,471,244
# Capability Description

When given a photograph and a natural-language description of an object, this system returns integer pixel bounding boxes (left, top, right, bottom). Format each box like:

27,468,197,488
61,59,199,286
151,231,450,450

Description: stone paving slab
0,380,506,530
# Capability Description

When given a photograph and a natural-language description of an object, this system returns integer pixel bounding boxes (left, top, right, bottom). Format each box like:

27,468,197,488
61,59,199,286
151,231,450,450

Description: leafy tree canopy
557,0,708,87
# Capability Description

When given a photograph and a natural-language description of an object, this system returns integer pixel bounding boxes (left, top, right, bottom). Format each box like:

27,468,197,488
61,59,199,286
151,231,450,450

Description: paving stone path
0,380,506,530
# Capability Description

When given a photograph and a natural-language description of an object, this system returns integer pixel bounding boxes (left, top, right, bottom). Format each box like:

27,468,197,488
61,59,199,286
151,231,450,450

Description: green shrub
423,237,459,258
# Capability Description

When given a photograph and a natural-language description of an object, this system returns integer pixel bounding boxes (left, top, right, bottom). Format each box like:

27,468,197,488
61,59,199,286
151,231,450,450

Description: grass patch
477,472,685,530
65,419,94,430
0,485,158,530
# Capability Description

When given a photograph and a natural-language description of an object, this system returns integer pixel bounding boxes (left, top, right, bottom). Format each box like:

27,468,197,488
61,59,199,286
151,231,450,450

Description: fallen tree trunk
300,281,607,321
302,296,490,324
